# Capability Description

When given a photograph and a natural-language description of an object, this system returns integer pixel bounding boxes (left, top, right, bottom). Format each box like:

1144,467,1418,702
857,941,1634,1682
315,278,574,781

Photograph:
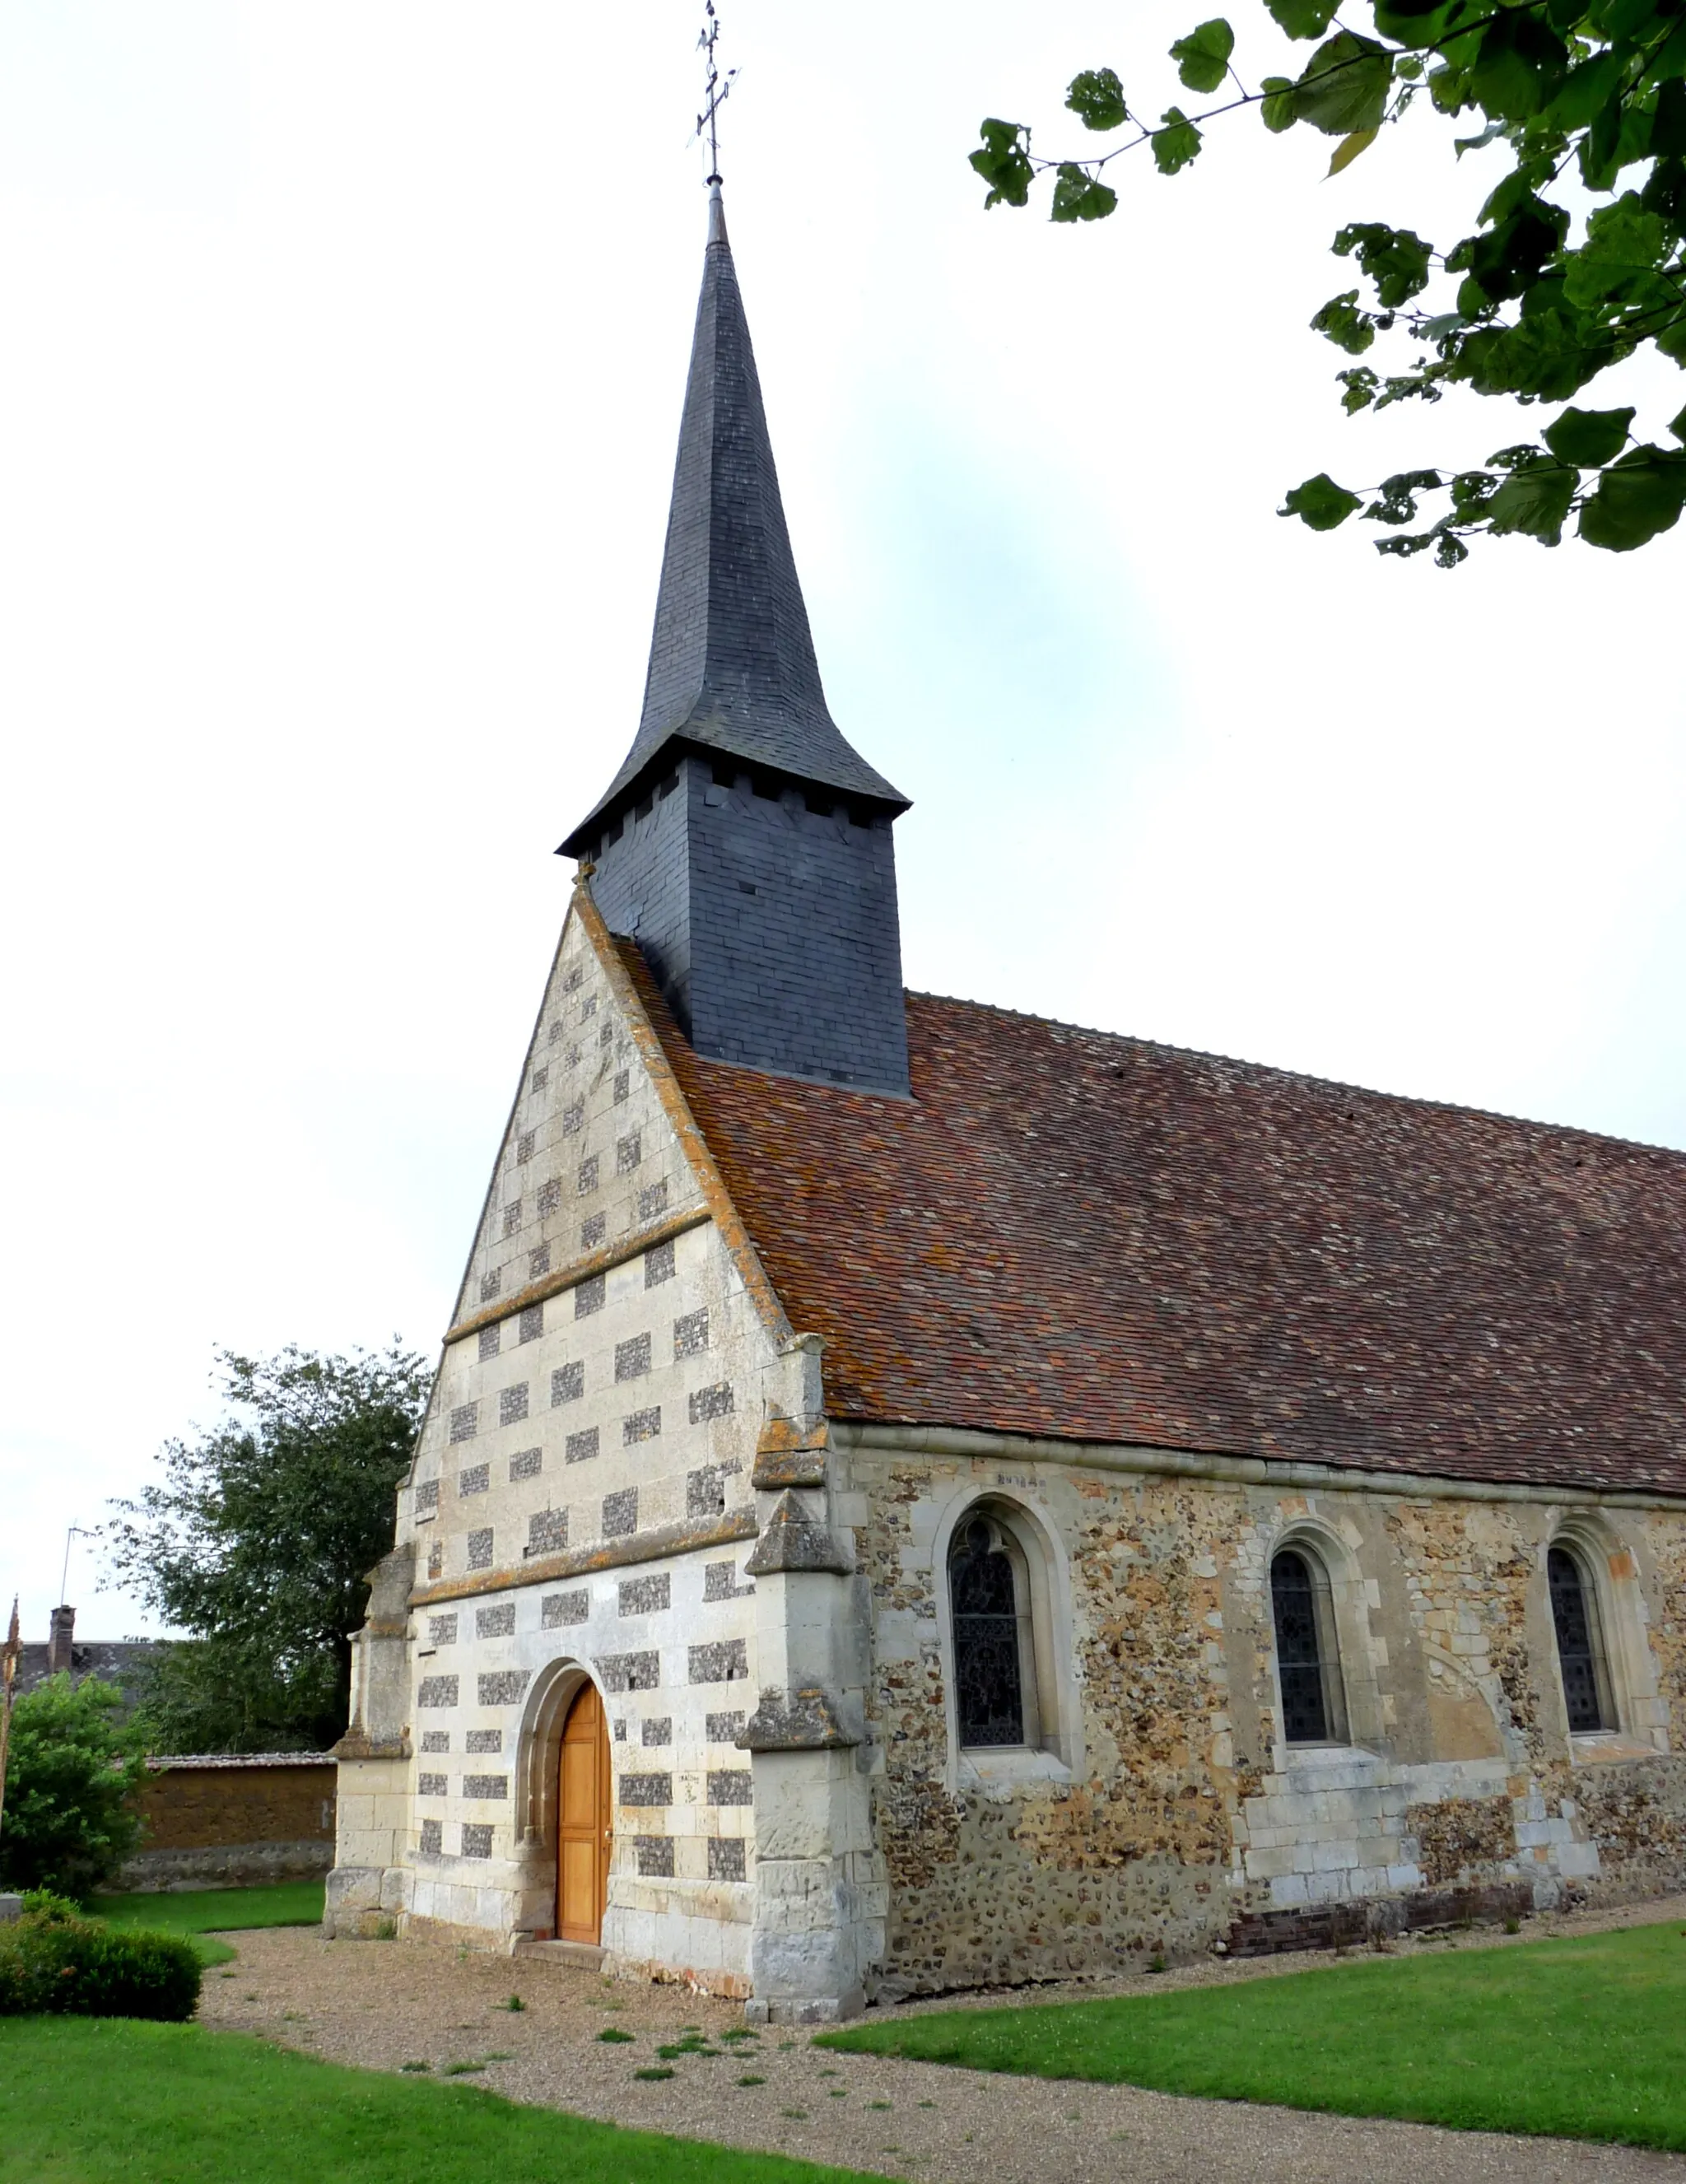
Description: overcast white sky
3,2,1682,1643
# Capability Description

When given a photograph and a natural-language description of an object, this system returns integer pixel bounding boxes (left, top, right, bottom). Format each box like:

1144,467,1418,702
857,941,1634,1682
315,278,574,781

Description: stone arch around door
512,1658,609,1944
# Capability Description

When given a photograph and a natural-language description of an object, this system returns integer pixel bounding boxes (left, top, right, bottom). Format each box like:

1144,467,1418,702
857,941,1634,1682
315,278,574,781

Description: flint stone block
689,1639,748,1685
598,1651,660,1693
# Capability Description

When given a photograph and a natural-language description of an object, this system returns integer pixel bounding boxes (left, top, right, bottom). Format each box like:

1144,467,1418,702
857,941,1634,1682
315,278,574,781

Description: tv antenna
60,1524,93,1605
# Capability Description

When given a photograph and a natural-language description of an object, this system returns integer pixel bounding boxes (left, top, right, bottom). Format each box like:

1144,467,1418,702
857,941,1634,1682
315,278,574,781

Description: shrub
0,1674,148,1897
0,1909,200,2022
18,1889,82,1924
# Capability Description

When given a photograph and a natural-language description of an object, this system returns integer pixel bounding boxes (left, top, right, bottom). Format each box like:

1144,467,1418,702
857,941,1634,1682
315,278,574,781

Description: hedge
0,1904,201,2022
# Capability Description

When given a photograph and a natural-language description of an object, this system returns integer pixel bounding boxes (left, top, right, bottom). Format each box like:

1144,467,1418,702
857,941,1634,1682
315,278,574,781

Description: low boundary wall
116,1753,337,1892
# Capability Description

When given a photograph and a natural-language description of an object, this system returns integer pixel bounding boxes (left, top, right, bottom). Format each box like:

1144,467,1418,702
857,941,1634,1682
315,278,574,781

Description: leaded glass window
950,1518,1024,1748
1549,1545,1608,1733
1271,1548,1336,1744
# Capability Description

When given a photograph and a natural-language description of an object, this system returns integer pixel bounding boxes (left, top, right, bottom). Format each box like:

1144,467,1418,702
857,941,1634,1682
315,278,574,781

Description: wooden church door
557,1681,610,1944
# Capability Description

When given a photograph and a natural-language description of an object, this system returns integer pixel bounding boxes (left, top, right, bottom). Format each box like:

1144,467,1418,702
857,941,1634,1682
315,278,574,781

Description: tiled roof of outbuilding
629,950,1686,1499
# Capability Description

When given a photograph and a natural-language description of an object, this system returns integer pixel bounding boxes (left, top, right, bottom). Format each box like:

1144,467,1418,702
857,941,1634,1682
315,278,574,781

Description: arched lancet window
1549,1544,1612,1733
949,1516,1032,1748
1271,1546,1346,1746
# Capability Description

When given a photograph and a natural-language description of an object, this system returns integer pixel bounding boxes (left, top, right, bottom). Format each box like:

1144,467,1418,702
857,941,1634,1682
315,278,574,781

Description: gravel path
195,1900,1686,2184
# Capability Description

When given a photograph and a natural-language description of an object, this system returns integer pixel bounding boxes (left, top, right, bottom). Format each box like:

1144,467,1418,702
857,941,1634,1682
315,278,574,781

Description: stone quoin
326,181,1686,2020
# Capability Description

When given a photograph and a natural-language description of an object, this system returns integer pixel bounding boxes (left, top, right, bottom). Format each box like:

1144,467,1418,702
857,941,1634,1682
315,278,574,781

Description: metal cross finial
694,3,737,181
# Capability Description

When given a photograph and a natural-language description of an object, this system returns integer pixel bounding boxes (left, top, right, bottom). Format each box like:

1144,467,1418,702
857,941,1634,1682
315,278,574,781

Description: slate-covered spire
561,182,906,852
561,184,911,1098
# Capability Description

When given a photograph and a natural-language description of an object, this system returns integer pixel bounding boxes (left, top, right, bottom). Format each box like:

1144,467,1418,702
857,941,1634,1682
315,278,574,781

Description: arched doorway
557,1679,611,1944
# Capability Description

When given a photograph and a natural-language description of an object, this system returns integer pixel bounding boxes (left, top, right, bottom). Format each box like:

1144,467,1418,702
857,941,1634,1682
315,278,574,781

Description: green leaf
1655,13,1686,80
1670,403,1686,445
1541,50,1626,132
1478,161,1559,231
1311,288,1376,354
1332,224,1435,309
1577,445,1686,550
1366,468,1443,524
1152,107,1204,173
1643,156,1686,227
1541,405,1634,467
1261,76,1298,131
1050,164,1120,222
1461,306,1612,405
1281,473,1362,529
1581,99,1660,193
1337,366,1380,412
1448,468,1500,519
1462,200,1569,305
1484,455,1577,544
969,119,1034,210
1469,10,1568,123
1266,0,1339,40
1603,0,1661,42
1372,0,1474,49
1654,81,1686,164
1563,193,1670,306
1328,127,1379,174
1065,68,1129,133
1171,18,1235,94
1292,32,1394,137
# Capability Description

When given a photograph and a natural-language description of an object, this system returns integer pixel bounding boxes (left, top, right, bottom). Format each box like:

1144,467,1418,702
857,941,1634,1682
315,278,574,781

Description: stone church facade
328,184,1686,2020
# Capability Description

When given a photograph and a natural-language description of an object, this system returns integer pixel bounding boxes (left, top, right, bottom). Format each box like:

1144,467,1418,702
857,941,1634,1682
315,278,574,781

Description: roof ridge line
902,988,1686,1162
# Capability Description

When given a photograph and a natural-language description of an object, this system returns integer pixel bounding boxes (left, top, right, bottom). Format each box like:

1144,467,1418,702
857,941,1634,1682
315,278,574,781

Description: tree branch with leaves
972,0,1686,561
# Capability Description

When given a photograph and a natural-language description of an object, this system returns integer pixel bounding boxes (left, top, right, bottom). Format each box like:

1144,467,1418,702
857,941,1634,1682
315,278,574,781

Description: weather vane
694,3,737,182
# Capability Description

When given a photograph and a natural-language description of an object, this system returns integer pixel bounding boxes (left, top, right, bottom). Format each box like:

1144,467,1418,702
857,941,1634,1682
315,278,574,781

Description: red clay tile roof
626,947,1686,1499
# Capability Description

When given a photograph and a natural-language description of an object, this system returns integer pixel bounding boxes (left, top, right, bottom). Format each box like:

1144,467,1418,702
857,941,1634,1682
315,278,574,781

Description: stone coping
441,1204,711,1348
145,1752,337,1771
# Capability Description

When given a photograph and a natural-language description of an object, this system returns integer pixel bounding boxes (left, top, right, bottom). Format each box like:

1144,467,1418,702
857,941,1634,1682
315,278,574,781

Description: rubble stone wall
837,1432,1686,1997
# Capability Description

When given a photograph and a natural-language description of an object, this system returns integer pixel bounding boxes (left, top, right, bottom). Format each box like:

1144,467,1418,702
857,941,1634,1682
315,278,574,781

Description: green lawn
0,2018,876,2184
820,1921,1686,2152
91,1880,325,1936
87,1880,325,1968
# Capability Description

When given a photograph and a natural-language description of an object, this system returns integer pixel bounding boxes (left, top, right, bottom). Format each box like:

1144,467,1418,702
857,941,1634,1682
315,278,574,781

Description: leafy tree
105,1344,430,1754
971,0,1686,561
0,1675,148,1899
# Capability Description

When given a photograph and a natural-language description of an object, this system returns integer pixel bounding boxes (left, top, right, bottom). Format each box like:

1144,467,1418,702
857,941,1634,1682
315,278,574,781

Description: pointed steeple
561,183,906,854
561,184,911,1097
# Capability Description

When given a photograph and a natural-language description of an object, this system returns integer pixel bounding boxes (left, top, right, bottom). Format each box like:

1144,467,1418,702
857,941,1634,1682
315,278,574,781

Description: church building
327,183,1686,2021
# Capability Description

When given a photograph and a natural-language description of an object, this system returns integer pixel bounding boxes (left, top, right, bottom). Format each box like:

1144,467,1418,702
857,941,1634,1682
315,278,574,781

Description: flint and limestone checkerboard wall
334,901,771,1981
400,1549,757,1977
841,1432,1686,1996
